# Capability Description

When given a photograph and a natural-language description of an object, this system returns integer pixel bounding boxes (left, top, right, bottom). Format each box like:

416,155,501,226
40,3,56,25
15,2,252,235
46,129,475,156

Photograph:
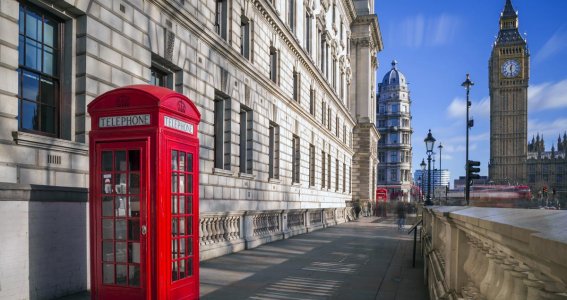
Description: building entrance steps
201,216,429,300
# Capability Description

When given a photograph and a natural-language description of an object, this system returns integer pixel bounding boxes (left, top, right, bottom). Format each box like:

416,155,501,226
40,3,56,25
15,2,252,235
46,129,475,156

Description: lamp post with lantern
424,130,436,206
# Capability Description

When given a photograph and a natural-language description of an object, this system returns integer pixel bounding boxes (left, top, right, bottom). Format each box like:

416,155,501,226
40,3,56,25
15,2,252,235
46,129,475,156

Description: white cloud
534,27,567,64
528,79,567,111
447,97,490,119
528,118,567,142
397,14,460,48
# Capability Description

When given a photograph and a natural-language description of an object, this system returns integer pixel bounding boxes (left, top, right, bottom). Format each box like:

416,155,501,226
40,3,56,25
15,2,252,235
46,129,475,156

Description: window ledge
239,172,255,179
292,182,301,186
268,178,281,184
13,131,88,155
213,168,234,177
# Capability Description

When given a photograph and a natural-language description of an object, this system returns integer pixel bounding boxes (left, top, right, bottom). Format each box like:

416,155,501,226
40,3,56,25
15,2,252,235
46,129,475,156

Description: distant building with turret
526,133,567,203
376,60,413,202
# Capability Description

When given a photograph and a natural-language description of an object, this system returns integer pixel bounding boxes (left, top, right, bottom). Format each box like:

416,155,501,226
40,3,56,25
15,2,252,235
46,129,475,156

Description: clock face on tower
501,59,521,78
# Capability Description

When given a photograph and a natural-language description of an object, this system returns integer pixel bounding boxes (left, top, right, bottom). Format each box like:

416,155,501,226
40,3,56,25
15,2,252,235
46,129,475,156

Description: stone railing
200,208,353,260
422,207,567,300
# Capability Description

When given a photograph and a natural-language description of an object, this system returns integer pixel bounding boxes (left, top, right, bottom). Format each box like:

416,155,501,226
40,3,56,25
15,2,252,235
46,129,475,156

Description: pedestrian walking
396,201,406,231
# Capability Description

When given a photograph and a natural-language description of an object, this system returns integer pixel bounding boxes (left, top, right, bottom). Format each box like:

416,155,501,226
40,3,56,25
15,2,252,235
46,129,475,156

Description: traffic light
467,160,481,180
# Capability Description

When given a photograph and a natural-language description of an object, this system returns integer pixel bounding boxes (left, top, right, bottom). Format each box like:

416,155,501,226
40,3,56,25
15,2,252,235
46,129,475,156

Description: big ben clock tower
489,0,529,184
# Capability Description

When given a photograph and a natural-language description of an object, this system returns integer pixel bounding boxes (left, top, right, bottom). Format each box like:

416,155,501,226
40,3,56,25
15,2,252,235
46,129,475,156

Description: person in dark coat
396,201,406,231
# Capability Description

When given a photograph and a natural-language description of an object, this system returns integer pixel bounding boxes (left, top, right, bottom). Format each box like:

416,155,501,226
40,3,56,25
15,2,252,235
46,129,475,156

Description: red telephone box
88,85,201,300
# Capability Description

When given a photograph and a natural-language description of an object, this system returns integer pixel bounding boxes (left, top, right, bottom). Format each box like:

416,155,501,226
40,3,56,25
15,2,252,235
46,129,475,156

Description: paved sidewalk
201,216,428,300
57,216,428,300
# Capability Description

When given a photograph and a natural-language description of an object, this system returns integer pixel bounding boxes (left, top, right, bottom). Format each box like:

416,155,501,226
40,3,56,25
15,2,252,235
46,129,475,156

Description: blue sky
375,0,567,186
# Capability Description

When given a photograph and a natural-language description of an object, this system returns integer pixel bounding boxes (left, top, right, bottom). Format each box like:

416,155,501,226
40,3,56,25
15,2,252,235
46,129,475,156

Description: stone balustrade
422,207,567,300
200,207,353,260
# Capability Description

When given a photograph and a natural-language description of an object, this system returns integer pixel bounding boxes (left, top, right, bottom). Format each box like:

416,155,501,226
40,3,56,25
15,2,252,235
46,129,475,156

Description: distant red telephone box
88,85,201,300
376,188,388,202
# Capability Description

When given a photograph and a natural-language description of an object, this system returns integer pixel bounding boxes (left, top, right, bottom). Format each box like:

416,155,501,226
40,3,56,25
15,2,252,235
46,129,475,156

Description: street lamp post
438,143,443,204
424,130,436,206
420,159,426,202
462,74,474,205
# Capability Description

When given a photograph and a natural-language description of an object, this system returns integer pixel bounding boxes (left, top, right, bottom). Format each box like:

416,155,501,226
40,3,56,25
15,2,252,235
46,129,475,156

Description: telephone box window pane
103,264,114,284
179,259,186,278
172,173,178,193
115,196,126,216
116,265,127,285
172,150,178,170
179,196,185,214
187,175,193,193
187,258,193,276
179,174,185,193
187,238,192,255
179,238,186,256
129,242,140,263
172,218,178,236
115,242,127,262
187,217,193,235
129,266,140,287
129,173,140,194
128,196,140,217
172,240,178,259
115,220,127,240
128,150,140,171
172,261,178,281
187,196,192,214
187,153,193,172
102,152,113,171
102,219,113,239
115,151,126,171
102,196,113,216
128,220,140,241
172,196,178,214
179,218,186,235
179,152,185,170
114,174,127,195
102,241,114,262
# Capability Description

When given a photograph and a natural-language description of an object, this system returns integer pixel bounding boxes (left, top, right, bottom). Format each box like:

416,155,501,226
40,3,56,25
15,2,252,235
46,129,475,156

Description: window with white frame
215,0,228,40
239,106,253,174
214,92,231,170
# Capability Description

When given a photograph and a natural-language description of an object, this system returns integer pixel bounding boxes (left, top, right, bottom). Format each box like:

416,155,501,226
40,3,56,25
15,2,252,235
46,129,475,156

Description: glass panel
115,151,127,171
179,152,185,170
172,239,178,259
43,47,55,76
187,217,192,235
187,238,192,255
102,152,113,171
129,265,140,287
172,173,178,193
19,7,24,35
115,196,126,216
179,259,186,279
179,196,185,214
25,38,41,71
128,150,140,171
103,264,114,284
21,99,39,131
129,173,140,194
115,242,127,263
172,261,178,281
116,265,127,285
25,10,40,40
115,220,127,240
128,219,140,241
179,174,185,193
187,196,192,214
19,35,24,66
114,174,127,195
187,153,193,172
172,218,178,236
187,175,193,193
102,196,113,216
187,258,193,276
102,241,114,262
179,238,186,256
128,242,140,263
172,196,178,214
102,219,113,239
43,19,56,48
172,150,178,171
22,71,39,101
40,77,55,105
41,105,56,134
179,218,186,235
128,196,140,217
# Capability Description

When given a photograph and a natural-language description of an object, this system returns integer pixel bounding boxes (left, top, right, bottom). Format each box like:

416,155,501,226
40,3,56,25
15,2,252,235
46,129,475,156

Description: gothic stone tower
489,0,529,184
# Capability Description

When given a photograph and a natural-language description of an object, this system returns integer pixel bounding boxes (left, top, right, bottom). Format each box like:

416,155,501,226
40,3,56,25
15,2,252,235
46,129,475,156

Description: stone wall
422,206,567,300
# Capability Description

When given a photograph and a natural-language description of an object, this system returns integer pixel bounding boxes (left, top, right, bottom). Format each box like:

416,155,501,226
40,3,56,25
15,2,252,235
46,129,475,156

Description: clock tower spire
488,0,529,184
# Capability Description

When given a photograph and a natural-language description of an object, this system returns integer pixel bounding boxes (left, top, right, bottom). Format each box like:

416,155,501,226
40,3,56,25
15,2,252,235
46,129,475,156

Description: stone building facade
376,61,413,202
527,134,567,206
0,0,381,298
488,0,529,184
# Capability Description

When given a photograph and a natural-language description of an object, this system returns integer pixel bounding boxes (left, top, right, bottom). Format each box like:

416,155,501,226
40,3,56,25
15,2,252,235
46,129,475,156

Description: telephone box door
166,141,199,299
94,141,148,300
